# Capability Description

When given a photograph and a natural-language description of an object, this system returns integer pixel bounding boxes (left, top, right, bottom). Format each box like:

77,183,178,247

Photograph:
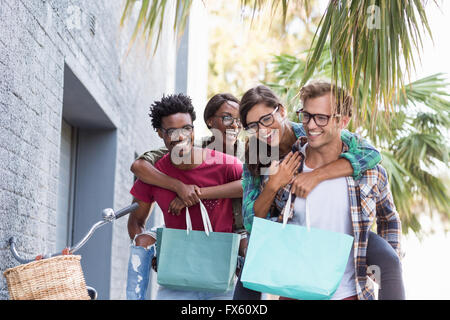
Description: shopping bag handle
185,200,213,236
281,193,310,231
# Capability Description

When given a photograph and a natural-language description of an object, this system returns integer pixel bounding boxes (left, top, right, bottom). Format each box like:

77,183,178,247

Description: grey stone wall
0,0,177,299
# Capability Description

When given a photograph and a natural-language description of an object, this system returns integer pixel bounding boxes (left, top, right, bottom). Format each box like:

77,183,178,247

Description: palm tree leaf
301,0,436,122
120,0,193,56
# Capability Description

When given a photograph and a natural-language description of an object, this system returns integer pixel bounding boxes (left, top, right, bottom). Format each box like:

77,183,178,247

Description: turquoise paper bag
156,202,240,293
241,194,354,300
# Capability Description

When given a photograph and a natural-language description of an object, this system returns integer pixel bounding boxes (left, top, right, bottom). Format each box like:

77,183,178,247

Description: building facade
0,0,208,300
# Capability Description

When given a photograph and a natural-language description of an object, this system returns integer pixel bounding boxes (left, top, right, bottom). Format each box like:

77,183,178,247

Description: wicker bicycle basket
3,255,90,300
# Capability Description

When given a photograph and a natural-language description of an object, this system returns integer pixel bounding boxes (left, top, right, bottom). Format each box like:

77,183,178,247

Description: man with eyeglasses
269,81,403,300
126,93,244,300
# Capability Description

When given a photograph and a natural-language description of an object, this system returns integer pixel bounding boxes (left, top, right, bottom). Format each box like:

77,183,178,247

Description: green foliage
302,0,436,121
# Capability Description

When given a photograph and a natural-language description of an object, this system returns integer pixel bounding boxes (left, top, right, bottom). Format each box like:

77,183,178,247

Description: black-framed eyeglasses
298,110,338,127
160,124,194,138
212,115,242,127
244,105,280,134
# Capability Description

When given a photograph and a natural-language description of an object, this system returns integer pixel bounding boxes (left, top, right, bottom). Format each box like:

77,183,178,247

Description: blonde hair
299,81,353,117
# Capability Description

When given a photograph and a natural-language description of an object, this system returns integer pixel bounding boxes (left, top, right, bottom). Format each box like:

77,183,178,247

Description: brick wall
0,0,177,299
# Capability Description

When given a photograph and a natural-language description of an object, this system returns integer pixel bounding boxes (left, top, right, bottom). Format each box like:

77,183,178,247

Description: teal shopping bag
156,202,240,293
241,194,354,300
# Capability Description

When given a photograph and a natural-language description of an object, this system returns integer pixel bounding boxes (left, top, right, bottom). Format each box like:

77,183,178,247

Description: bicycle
4,202,139,300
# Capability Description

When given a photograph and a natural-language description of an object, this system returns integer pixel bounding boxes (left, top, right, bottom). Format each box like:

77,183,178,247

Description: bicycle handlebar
69,203,139,254
8,203,140,264
114,202,139,220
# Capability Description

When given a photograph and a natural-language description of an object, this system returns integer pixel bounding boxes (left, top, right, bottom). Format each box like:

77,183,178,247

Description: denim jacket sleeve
339,130,381,180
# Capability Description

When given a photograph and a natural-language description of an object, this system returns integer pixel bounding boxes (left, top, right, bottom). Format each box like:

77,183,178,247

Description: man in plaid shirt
248,82,403,300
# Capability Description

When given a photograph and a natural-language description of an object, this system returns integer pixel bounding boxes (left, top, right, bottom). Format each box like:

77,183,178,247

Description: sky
412,2,450,81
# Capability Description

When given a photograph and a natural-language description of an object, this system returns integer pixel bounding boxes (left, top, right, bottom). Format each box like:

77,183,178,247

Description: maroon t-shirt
130,148,243,233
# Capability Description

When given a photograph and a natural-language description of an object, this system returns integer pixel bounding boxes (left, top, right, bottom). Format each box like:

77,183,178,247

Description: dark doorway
60,64,117,299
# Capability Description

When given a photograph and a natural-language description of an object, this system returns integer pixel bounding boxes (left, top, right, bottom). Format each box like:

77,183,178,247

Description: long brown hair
240,85,282,178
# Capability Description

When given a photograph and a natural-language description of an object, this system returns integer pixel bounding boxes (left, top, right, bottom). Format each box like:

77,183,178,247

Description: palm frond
120,0,193,55
396,132,449,169
380,150,415,216
240,0,312,27
121,0,315,55
413,111,450,134
302,0,437,121
396,73,450,113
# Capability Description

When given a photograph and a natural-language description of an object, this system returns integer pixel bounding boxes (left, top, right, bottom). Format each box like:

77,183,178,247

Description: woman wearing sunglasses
234,84,404,300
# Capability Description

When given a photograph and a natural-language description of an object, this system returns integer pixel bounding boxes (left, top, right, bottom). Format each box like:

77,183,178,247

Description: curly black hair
149,93,196,130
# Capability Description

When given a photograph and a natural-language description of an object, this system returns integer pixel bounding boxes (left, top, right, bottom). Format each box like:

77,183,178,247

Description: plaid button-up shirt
247,136,402,300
